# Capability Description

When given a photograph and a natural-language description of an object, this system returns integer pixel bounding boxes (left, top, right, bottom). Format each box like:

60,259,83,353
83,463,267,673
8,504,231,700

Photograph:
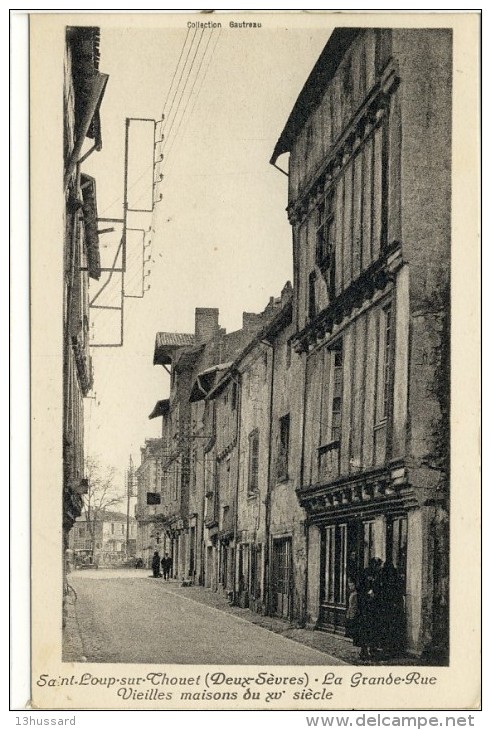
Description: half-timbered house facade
271,28,451,659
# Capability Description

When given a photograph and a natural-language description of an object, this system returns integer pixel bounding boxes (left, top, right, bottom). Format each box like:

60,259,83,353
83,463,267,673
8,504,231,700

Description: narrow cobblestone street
64,569,349,665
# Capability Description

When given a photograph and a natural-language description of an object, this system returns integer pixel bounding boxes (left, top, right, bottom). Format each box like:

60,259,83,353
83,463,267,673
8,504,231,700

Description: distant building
209,285,298,615
146,304,282,585
70,511,137,566
135,438,165,568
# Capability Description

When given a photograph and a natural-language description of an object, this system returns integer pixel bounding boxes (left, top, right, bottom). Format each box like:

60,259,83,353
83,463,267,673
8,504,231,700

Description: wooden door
271,537,292,619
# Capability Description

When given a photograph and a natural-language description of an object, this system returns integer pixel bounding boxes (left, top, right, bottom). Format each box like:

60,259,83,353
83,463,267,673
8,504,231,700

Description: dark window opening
382,304,393,419
277,414,290,481
316,192,335,271
363,521,376,568
387,516,408,584
286,339,292,369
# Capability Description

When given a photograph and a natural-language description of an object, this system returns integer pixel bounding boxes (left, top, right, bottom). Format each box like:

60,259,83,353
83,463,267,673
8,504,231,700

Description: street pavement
65,569,347,665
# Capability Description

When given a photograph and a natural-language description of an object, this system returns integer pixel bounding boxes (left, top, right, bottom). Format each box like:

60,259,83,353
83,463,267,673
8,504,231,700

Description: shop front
317,514,407,633
298,467,417,645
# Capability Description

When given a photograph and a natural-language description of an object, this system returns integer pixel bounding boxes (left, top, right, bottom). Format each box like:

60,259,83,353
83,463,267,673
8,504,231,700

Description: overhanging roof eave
270,28,361,164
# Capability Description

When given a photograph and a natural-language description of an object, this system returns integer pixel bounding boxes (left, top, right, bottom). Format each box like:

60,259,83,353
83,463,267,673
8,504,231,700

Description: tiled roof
155,332,195,348
154,332,196,365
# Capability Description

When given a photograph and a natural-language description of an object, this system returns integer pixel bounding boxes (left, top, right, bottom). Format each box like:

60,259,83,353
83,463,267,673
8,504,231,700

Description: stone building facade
63,26,108,594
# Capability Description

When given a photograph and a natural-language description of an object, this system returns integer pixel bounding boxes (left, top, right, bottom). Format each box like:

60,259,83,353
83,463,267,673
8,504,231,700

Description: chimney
242,312,261,332
195,308,219,345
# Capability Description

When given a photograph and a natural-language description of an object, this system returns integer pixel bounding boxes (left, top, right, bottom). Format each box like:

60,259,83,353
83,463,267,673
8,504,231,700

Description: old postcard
28,10,480,711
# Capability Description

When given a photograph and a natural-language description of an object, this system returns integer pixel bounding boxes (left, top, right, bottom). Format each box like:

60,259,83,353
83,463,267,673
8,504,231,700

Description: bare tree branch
82,457,126,555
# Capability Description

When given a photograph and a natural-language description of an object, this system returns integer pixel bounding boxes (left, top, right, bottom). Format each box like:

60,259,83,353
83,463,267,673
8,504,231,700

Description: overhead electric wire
153,26,220,216
150,27,202,236
160,28,205,157
164,27,222,178
160,26,199,150
152,27,194,195
92,244,141,308
161,26,192,120
124,249,144,292
163,28,215,172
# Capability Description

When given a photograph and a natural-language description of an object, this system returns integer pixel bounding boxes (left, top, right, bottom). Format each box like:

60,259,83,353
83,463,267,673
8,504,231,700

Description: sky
81,16,333,491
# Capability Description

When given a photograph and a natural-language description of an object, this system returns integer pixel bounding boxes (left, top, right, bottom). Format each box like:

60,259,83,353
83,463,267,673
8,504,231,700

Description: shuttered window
248,429,259,494
331,343,343,442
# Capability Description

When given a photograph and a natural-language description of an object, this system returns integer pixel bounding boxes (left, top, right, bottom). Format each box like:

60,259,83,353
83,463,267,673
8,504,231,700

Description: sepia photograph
26,11,480,711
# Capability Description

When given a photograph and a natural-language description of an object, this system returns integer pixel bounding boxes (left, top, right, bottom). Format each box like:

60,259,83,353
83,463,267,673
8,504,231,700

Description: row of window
77,522,129,536
305,117,389,325
246,412,291,495
247,302,394,490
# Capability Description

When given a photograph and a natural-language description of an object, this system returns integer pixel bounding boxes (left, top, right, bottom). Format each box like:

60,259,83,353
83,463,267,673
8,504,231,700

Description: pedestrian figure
379,561,406,657
345,577,360,646
151,550,161,578
162,553,172,580
357,557,383,661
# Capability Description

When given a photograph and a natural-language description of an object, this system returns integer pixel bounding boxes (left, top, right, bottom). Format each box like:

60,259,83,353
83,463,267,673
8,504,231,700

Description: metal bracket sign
89,117,163,347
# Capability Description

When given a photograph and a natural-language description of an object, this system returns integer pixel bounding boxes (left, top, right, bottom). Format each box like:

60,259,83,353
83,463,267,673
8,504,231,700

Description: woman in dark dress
379,561,406,657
